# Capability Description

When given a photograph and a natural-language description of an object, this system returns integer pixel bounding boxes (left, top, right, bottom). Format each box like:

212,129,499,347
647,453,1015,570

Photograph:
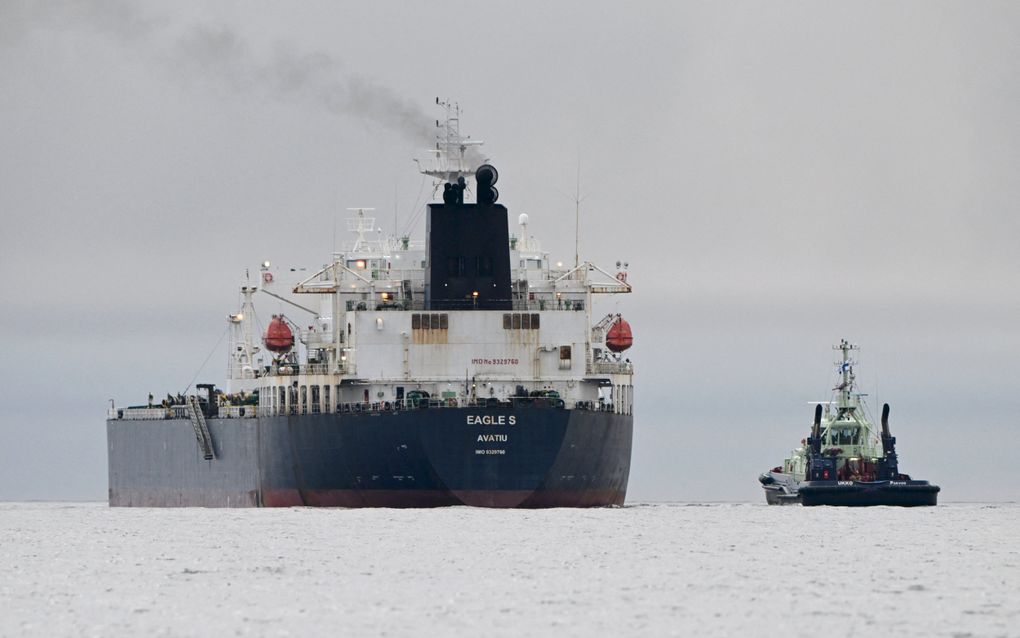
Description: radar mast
415,99,485,188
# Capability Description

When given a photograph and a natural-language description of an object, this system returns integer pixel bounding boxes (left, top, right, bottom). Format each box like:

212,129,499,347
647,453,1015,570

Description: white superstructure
222,104,635,419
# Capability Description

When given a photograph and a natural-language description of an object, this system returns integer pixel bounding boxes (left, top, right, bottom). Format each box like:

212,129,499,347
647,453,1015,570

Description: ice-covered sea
1,502,1016,637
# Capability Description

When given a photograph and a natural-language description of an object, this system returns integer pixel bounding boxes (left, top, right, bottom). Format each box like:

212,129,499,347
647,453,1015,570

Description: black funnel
809,404,823,454
881,402,897,457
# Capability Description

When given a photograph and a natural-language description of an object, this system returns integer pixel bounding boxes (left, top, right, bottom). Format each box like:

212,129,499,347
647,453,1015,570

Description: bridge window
412,313,448,331
503,313,540,330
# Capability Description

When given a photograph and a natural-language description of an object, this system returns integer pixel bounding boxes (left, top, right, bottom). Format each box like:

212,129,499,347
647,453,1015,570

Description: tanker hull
107,407,632,508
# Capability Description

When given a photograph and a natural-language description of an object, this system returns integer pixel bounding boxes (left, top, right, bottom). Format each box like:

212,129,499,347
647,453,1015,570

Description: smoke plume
2,0,435,145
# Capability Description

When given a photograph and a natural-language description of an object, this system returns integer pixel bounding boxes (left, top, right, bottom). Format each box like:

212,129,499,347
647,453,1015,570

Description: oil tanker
107,103,635,507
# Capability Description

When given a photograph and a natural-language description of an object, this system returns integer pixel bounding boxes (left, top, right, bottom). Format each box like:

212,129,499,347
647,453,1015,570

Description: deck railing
109,404,260,420
345,298,587,312
110,397,625,419
586,361,634,375
274,397,622,416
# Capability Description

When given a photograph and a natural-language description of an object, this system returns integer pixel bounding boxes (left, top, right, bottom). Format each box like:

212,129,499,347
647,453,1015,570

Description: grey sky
1,1,1017,502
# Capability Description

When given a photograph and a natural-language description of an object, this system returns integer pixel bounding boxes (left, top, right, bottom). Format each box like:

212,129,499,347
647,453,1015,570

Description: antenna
575,153,581,269
554,154,589,269
346,208,377,252
331,186,339,257
418,100,484,188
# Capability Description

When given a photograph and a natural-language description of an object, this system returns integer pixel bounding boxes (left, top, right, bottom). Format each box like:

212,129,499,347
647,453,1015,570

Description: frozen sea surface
0,502,1017,637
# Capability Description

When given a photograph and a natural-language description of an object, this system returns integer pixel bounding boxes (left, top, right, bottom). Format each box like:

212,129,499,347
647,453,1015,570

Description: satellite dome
518,213,529,225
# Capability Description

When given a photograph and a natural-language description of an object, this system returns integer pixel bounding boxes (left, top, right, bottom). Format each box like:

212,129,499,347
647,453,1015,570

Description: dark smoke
2,0,435,145
170,25,434,144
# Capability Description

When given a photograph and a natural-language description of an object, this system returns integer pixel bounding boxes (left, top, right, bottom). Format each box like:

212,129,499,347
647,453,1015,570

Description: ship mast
347,208,377,253
415,99,485,187
226,283,260,391
834,339,859,417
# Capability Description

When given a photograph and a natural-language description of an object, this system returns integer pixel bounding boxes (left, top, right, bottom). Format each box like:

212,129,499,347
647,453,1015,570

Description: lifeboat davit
606,318,633,353
263,315,294,354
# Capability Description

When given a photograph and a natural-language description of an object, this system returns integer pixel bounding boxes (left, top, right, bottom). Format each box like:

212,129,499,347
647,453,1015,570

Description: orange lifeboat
606,318,633,353
263,315,295,354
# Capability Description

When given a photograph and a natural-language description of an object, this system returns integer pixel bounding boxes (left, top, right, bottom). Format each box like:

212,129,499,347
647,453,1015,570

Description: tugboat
759,340,939,506
106,102,635,508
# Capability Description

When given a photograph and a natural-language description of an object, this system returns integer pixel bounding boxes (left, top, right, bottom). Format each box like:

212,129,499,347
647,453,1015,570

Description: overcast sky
1,1,1017,503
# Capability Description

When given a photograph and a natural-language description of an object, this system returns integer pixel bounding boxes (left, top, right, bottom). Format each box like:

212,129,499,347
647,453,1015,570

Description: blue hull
108,406,632,508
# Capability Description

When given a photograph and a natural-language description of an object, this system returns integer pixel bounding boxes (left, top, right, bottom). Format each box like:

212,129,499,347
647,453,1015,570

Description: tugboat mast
834,339,859,417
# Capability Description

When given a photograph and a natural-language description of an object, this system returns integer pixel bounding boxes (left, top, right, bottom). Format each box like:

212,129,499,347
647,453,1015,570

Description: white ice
0,503,1017,637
